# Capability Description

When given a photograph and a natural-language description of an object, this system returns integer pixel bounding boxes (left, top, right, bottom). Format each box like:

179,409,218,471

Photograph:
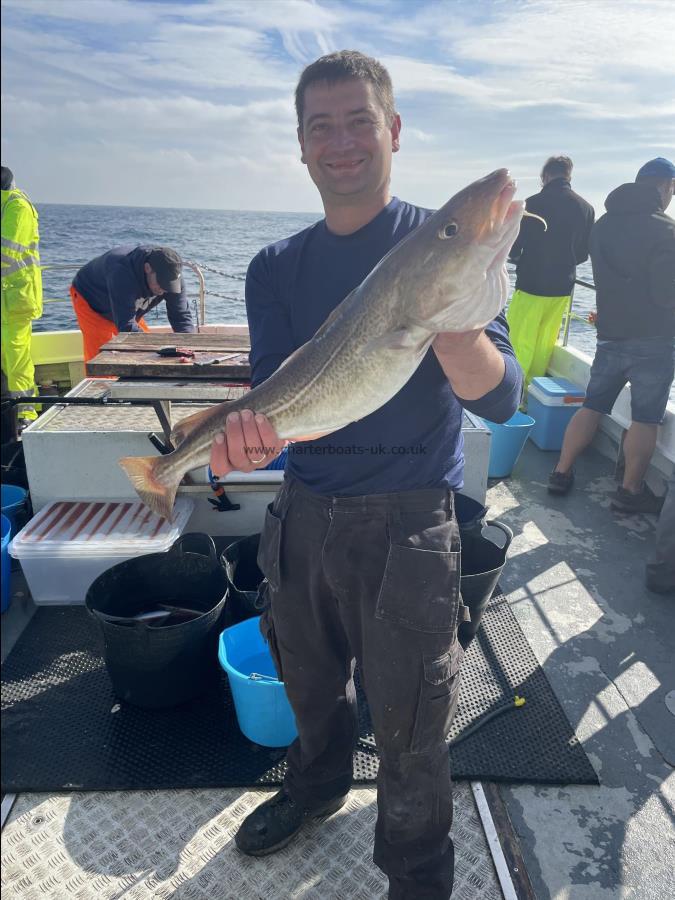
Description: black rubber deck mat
1,595,598,792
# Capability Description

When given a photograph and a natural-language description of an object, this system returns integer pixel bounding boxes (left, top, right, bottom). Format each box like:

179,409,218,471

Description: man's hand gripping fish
120,169,532,520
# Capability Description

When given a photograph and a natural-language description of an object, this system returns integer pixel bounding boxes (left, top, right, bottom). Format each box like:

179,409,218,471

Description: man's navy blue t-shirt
246,197,521,497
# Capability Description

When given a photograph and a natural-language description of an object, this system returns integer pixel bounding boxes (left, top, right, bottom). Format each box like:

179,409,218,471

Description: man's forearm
432,330,506,401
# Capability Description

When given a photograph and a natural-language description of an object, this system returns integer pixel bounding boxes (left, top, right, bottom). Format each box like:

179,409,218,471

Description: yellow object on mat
506,289,570,392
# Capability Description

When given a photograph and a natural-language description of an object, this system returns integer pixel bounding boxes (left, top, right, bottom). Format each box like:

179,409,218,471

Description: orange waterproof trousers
69,285,149,364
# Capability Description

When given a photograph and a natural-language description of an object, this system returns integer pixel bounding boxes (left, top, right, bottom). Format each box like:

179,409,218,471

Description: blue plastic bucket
1,514,12,613
484,412,535,478
218,616,298,748
1,484,27,530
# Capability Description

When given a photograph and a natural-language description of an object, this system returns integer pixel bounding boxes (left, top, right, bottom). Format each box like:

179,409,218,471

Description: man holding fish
121,51,524,898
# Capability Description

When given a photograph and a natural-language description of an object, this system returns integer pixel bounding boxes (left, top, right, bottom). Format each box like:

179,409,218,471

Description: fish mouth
483,174,524,277
467,169,523,248
486,170,520,230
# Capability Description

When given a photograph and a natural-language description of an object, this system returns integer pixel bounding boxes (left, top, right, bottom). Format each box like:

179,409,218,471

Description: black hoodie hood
604,181,663,215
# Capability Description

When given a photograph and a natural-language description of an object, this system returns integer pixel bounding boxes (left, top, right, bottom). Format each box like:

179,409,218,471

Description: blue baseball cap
636,157,675,180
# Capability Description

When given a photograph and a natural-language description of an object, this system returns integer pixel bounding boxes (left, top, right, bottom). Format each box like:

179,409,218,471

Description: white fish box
9,498,193,606
20,379,282,538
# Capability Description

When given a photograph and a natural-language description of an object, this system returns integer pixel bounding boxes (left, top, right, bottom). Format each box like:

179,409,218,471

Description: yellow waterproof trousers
506,289,570,393
0,314,38,420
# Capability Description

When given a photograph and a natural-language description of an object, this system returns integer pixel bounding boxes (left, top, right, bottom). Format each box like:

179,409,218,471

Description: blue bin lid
530,377,585,399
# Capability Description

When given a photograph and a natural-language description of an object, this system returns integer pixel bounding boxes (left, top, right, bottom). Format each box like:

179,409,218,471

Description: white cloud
1,0,155,26
1,0,672,214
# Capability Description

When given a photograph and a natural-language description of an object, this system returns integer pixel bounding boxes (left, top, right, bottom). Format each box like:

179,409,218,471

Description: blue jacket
73,245,195,333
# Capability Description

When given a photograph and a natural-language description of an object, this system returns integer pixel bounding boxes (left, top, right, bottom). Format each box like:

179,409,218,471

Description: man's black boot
235,788,348,857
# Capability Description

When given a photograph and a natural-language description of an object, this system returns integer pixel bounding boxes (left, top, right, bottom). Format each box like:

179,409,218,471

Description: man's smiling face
298,78,400,205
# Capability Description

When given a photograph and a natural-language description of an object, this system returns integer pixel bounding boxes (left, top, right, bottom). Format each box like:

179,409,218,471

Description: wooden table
86,332,251,380
86,332,252,448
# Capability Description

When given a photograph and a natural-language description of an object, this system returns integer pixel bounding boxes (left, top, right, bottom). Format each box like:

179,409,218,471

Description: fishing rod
0,395,230,411
1,394,232,454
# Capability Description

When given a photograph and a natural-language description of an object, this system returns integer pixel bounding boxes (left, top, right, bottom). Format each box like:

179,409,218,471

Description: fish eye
439,221,459,239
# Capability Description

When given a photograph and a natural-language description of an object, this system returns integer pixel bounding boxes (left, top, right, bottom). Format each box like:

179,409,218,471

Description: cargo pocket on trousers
375,544,461,633
259,605,284,681
256,502,283,593
411,642,464,753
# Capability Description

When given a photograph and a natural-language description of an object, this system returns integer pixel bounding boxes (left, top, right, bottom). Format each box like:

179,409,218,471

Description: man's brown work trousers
257,476,464,899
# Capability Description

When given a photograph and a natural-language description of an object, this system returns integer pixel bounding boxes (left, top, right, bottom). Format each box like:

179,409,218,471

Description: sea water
34,201,612,364
36,203,318,333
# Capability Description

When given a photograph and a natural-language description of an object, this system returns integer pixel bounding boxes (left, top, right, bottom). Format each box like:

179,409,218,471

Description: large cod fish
120,169,527,520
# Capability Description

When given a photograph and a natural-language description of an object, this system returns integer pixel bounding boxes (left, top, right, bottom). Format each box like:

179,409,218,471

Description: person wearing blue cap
549,157,675,515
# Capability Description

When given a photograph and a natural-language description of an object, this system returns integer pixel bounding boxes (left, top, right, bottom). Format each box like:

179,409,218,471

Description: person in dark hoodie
70,245,196,363
548,157,675,515
646,473,675,594
507,155,594,391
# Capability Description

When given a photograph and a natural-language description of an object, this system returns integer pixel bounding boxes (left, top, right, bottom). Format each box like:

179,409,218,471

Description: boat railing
39,260,208,327
562,277,597,347
41,259,597,343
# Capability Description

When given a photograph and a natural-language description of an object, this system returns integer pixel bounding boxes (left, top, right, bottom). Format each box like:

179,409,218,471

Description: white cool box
15,376,492,607
9,498,193,605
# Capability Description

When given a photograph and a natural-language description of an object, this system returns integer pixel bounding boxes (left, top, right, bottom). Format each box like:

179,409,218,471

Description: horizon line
35,200,324,216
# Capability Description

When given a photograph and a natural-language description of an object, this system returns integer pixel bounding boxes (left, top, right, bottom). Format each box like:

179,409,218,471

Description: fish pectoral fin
170,406,218,447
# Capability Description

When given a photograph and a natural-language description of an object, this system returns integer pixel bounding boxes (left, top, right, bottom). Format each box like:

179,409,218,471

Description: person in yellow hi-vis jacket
507,156,594,394
1,166,43,431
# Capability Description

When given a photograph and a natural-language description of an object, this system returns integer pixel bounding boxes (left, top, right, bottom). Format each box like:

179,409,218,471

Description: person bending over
70,245,195,363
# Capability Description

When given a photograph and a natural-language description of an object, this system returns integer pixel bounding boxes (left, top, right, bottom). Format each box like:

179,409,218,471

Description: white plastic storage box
527,377,586,451
9,498,193,605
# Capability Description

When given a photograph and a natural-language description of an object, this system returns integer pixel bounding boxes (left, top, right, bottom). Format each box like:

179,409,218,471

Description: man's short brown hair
541,156,573,182
295,50,396,130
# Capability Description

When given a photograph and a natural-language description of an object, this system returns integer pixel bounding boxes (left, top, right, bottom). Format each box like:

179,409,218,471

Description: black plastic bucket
1,441,29,492
220,534,266,626
85,533,228,709
458,514,513,650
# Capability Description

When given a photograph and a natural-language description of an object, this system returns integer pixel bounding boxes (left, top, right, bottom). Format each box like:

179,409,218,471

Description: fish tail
118,455,179,521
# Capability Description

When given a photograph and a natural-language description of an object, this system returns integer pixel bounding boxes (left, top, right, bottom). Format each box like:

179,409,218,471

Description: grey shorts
584,338,674,424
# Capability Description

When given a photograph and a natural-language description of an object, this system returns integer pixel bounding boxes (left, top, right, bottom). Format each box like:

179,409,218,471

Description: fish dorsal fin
170,406,218,447
276,341,307,371
361,327,426,354
317,302,345,333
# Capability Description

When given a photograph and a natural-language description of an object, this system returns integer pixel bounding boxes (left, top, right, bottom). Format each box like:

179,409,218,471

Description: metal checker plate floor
31,380,212,434
1,784,502,899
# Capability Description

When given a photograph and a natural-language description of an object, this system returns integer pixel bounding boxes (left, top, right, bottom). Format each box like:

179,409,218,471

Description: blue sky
1,0,673,215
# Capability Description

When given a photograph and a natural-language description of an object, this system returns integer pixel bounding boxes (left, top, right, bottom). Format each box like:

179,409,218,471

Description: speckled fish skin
120,169,524,519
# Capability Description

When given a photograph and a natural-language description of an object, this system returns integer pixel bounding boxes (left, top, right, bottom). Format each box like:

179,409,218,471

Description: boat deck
2,441,673,899
490,441,674,900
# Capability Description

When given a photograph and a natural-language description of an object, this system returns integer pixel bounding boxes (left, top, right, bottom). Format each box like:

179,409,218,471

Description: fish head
399,169,524,333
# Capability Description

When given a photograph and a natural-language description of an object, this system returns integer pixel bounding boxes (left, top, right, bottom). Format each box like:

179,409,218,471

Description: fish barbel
120,169,525,520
